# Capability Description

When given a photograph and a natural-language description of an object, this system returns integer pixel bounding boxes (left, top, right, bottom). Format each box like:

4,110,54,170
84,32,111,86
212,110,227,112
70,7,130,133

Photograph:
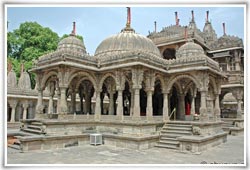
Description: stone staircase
155,122,193,150
221,119,234,133
21,121,46,135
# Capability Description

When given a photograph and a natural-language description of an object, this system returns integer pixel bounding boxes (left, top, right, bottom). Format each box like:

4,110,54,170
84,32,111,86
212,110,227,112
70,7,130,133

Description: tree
7,22,60,88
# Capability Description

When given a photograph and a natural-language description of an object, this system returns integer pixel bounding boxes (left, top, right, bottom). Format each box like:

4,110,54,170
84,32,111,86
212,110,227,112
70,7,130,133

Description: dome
222,93,237,103
18,71,31,90
57,35,86,54
95,28,161,58
7,69,17,88
176,40,204,58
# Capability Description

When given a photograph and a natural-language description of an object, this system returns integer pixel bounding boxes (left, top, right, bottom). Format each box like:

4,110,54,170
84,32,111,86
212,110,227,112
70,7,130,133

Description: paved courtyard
6,134,244,165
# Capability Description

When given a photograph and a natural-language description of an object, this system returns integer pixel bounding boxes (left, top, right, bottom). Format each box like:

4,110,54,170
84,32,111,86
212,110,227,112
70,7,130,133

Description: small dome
176,40,204,58
7,69,17,88
18,71,31,90
222,93,237,103
57,35,86,54
95,29,161,58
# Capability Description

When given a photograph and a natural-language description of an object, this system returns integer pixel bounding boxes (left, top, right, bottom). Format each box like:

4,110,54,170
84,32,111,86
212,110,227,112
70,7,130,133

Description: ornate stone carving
132,68,144,89
115,71,125,91
192,126,201,135
145,70,155,92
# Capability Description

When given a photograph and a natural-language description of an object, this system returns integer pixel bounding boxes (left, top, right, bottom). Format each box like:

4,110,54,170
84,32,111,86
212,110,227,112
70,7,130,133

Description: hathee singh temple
7,8,244,153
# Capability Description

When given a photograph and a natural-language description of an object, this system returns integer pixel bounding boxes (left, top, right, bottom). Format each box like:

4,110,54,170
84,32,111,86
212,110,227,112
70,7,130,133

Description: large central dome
95,8,161,58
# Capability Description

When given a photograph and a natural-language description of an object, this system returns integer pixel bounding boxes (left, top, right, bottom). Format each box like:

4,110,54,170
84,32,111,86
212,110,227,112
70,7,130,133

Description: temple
7,8,244,153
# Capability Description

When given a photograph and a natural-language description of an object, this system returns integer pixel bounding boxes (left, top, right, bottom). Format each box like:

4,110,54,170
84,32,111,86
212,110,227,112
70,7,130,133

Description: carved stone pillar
115,71,125,119
22,102,29,120
162,92,169,121
179,93,185,120
232,88,243,119
131,68,143,120
226,57,230,71
130,90,134,116
84,92,91,114
48,95,54,114
133,88,141,119
214,94,221,121
56,89,61,113
9,101,17,122
237,100,243,118
60,87,68,114
146,90,153,120
199,91,208,121
234,50,241,71
95,89,101,121
116,90,123,119
145,71,155,121
191,96,196,115
71,90,76,114
48,82,55,114
36,89,44,114
108,90,115,115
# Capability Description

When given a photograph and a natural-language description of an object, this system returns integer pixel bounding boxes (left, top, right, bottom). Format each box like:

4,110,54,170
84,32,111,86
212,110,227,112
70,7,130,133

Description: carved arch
209,77,219,94
41,71,58,90
99,73,117,89
155,74,165,90
68,71,97,90
166,74,201,93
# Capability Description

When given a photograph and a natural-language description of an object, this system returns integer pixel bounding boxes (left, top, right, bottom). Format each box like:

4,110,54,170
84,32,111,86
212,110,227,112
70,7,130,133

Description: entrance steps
155,122,192,150
21,121,46,135
221,119,235,133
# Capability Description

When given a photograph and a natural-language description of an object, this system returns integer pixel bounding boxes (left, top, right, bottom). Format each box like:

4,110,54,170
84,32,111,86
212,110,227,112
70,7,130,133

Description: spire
154,21,157,32
121,7,134,32
7,60,12,74
184,26,188,41
70,21,76,36
20,62,24,73
175,12,179,26
223,22,226,35
126,7,131,28
206,11,209,23
191,10,194,22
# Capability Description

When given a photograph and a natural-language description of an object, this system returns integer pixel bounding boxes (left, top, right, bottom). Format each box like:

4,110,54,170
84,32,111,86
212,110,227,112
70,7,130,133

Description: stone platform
12,119,228,153
16,119,164,152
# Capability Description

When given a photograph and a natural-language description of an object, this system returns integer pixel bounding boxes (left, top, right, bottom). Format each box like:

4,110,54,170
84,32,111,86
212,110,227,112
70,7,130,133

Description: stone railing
7,87,38,96
34,49,97,68
97,50,171,69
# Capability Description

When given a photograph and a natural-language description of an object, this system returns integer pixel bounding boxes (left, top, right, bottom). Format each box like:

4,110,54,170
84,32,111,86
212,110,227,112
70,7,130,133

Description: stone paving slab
6,134,244,165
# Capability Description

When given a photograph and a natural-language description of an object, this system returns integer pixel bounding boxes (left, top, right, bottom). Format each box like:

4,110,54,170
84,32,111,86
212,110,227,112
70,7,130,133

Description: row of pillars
8,101,30,122
94,87,170,121
36,88,224,122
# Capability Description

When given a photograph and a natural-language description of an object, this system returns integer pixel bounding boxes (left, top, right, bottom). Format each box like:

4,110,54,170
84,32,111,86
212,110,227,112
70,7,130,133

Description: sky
7,6,245,55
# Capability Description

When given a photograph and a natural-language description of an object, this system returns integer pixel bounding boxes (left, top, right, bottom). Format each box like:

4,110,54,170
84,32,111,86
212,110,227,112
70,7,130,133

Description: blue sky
7,6,245,55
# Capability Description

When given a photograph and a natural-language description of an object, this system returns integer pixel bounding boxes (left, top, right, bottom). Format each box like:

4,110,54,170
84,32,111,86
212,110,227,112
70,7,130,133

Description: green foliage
7,22,60,89
7,21,85,89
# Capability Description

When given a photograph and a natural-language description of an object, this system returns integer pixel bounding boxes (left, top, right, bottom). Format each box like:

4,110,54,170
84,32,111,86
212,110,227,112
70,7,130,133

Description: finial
206,11,209,23
191,10,194,22
70,21,76,36
184,26,188,40
223,22,226,35
175,12,179,26
126,7,131,28
7,60,12,73
121,7,134,32
154,21,157,32
20,62,24,73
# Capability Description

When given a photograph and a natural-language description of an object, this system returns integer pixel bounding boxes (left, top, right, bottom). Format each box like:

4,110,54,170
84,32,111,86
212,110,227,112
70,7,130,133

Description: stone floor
6,134,245,166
